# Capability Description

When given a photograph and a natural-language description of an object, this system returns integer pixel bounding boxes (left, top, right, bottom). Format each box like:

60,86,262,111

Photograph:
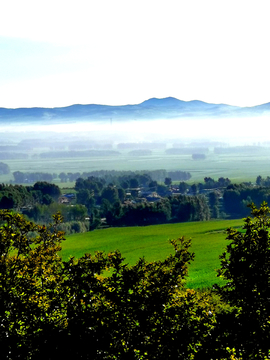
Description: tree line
6,172,270,232
0,182,90,234
222,178,270,218
4,173,270,232
11,169,191,184
0,174,209,233
74,176,210,228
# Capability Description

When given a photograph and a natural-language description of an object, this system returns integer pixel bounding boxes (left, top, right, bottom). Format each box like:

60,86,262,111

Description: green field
61,218,244,289
2,148,270,184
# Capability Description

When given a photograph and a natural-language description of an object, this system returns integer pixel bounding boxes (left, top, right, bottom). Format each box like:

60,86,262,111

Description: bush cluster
1,204,270,358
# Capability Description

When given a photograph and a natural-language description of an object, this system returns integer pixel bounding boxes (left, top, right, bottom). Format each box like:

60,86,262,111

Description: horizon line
1,97,269,110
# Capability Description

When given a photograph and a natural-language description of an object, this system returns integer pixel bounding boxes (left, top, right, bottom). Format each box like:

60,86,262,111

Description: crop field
61,218,244,289
3,148,270,184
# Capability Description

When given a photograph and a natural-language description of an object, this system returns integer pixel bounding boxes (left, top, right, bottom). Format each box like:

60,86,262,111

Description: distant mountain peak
0,97,270,124
140,97,185,107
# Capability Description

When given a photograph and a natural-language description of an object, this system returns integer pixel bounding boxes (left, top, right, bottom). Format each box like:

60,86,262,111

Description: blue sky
0,0,269,108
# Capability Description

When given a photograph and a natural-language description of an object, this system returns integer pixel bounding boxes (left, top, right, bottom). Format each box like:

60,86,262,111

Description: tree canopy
1,204,270,358
215,202,270,358
0,210,215,359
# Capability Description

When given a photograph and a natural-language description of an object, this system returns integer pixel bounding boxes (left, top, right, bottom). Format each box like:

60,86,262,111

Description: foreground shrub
213,202,270,359
4,203,270,359
0,210,215,359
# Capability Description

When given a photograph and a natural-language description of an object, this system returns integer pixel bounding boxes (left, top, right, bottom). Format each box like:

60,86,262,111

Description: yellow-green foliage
0,210,66,358
0,210,215,359
2,206,270,359
215,202,270,359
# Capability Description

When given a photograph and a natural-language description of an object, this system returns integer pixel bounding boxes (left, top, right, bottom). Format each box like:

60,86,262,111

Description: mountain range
0,97,270,124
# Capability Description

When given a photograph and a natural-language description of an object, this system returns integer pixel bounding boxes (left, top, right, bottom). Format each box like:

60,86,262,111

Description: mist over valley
1,97,270,183
1,97,270,143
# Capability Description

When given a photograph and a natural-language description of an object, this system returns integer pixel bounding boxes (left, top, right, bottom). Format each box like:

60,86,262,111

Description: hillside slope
1,97,269,124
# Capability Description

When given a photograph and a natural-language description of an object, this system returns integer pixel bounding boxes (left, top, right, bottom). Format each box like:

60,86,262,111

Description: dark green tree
156,184,168,196
204,177,215,188
218,177,231,187
59,172,68,182
68,172,81,182
216,202,270,358
0,194,15,209
256,175,263,186
0,162,10,174
117,187,125,202
138,173,152,186
33,182,61,200
179,182,189,194
100,198,112,217
149,180,158,190
13,171,25,183
76,189,91,206
209,191,220,218
212,205,219,219
209,191,219,208
101,186,119,205
190,183,198,195
120,180,129,189
164,177,172,186
67,204,88,221
129,178,139,188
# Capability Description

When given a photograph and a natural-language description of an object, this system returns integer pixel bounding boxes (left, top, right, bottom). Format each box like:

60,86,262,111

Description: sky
0,0,269,109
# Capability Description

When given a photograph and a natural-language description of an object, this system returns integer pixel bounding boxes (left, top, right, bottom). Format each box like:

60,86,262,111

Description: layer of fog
0,116,269,146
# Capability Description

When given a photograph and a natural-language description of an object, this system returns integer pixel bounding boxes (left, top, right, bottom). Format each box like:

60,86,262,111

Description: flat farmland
3,148,270,184
61,218,244,289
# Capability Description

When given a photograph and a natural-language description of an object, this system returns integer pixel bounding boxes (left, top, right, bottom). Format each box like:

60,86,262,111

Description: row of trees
13,171,57,184
0,182,93,234
64,169,191,185
74,177,211,227
11,169,191,184
7,173,270,229
223,183,270,218
102,195,210,227
0,178,213,232
12,171,79,184
1,203,270,358
0,182,61,210
1,174,235,231
8,173,270,231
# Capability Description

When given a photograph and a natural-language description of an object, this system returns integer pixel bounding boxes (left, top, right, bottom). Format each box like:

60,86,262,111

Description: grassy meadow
1,137,266,287
61,218,244,289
